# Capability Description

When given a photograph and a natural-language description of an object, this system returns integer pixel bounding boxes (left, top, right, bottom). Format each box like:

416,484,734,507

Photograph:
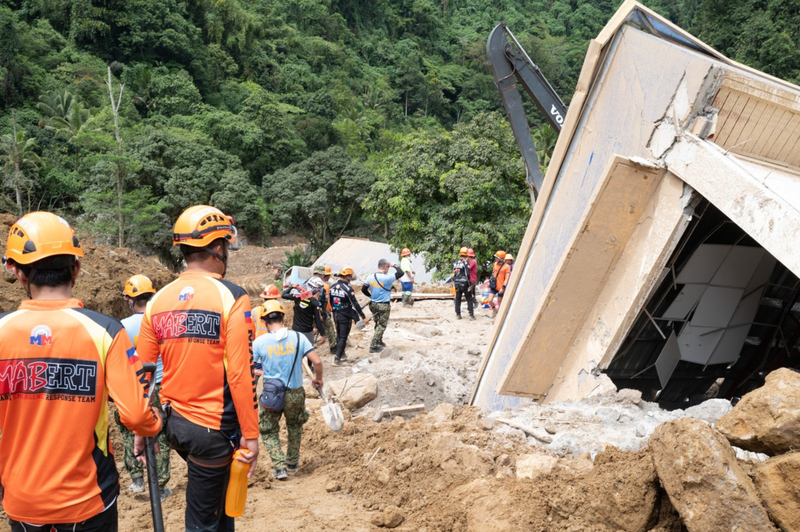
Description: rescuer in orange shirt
137,205,258,532
0,212,162,530
486,250,511,318
252,283,281,339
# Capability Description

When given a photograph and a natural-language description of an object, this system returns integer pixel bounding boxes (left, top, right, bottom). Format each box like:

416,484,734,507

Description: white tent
312,238,434,284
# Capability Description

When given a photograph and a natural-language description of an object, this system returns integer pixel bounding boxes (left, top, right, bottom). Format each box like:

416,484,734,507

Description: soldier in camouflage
252,300,323,480
312,264,337,353
113,384,171,492
366,259,403,353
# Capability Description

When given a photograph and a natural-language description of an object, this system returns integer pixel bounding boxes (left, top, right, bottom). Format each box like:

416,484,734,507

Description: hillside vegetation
1,0,798,271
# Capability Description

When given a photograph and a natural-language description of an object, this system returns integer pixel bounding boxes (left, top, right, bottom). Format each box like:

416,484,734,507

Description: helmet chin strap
204,245,228,277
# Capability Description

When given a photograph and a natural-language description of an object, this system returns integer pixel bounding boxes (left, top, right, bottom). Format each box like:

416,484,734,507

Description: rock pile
648,368,800,532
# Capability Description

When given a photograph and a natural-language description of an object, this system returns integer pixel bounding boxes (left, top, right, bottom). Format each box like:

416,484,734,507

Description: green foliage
0,0,797,261
281,245,314,270
363,112,530,277
264,146,375,251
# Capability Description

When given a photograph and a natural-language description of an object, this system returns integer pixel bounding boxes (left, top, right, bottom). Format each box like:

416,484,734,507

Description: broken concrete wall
472,1,800,409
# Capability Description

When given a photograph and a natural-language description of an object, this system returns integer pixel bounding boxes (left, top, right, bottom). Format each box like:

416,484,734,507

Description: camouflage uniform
323,313,337,353
259,387,309,470
113,384,171,488
369,301,391,349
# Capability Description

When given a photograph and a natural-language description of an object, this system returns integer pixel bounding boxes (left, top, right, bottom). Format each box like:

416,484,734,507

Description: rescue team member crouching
0,212,162,531
329,267,368,366
137,205,258,532
367,259,403,353
119,274,172,501
252,284,280,339
312,264,337,353
252,301,323,480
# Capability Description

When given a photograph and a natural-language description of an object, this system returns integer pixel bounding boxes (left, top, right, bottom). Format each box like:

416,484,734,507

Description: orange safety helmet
4,212,83,266
260,284,280,299
459,246,468,256
467,248,475,257
172,205,237,248
505,253,515,262
494,250,506,261
337,266,354,277
258,299,285,318
401,248,411,257
124,275,157,298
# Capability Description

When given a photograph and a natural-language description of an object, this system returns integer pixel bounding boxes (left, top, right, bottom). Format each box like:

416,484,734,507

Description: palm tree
38,89,91,167
532,124,558,175
1,112,43,216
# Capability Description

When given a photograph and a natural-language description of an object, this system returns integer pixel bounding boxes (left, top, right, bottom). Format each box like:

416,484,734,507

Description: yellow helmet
4,212,83,266
459,246,468,256
258,299,285,318
124,275,157,298
337,266,354,277
172,205,237,248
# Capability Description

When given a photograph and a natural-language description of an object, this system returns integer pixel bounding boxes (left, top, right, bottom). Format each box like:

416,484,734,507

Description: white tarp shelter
312,238,434,284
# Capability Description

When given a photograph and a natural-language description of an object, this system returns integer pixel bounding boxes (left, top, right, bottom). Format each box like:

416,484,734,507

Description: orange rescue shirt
137,271,258,439
251,304,269,339
0,298,161,524
493,262,511,290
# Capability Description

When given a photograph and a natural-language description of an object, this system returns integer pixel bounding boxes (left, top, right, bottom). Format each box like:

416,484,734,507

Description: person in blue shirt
367,259,403,353
253,300,323,480
119,275,172,500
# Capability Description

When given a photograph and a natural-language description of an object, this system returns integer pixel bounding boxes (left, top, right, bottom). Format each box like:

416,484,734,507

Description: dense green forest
1,0,799,271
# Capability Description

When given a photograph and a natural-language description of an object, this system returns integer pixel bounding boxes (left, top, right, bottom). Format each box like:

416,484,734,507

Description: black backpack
452,258,470,287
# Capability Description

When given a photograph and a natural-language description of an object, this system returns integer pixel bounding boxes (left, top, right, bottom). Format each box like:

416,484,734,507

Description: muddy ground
0,234,771,531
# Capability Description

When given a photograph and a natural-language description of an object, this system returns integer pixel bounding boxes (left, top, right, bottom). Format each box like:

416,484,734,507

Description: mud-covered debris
650,418,776,532
717,368,800,455
754,452,800,532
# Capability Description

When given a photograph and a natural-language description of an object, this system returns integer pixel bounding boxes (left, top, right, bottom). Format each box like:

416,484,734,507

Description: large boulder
716,368,800,455
649,418,776,532
328,374,377,410
754,452,800,532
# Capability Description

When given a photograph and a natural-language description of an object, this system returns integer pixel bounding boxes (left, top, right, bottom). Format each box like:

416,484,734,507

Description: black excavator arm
487,22,567,202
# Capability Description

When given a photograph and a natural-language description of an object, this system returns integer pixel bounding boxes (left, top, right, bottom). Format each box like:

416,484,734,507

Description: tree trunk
107,67,125,247
11,114,22,217
116,161,124,247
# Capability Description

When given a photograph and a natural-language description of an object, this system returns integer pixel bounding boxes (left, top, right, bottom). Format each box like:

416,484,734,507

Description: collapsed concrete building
472,1,800,410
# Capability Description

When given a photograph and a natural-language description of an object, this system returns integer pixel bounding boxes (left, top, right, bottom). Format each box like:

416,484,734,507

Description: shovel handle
300,358,329,403
140,363,165,532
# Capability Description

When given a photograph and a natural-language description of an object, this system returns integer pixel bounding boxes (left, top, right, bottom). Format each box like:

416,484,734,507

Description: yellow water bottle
225,449,249,517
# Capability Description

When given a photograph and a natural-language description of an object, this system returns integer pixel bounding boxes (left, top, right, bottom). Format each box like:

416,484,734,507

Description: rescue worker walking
137,205,258,532
399,248,415,306
119,274,172,500
367,259,403,353
252,301,323,480
329,267,368,366
0,212,161,531
252,284,280,339
467,248,479,308
452,247,474,320
282,277,325,347
485,250,511,318
312,265,337,353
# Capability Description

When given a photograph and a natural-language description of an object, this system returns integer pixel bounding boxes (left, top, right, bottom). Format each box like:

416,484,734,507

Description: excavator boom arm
487,23,567,201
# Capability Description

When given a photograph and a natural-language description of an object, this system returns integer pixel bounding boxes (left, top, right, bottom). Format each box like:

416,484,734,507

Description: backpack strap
373,273,387,291
285,331,302,387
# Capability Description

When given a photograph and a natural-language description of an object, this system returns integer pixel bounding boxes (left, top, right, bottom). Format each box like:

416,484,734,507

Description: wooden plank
768,111,800,161
749,106,784,156
716,91,747,147
725,95,758,149
389,293,453,300
496,418,553,443
381,404,425,415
